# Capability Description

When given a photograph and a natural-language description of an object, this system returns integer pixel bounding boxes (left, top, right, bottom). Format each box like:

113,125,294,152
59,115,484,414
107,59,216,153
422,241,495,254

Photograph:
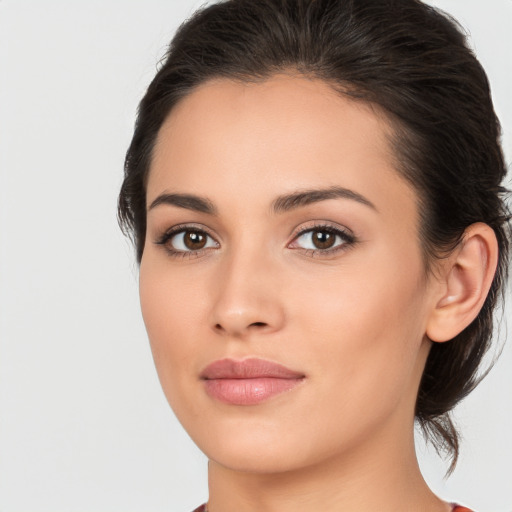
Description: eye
289,225,355,254
155,226,218,257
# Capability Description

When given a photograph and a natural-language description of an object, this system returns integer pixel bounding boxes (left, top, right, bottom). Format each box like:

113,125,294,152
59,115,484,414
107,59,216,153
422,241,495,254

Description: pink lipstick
200,358,305,405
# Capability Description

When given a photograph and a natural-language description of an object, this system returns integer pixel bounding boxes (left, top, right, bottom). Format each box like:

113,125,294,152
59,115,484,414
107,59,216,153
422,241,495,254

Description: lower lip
203,377,303,405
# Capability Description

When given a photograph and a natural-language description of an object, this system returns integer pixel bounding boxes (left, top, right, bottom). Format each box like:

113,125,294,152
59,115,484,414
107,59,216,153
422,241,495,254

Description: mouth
200,358,306,405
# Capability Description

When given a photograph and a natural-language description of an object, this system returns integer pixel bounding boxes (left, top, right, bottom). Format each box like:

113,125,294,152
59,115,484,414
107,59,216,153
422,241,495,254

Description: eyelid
155,222,216,239
289,220,355,241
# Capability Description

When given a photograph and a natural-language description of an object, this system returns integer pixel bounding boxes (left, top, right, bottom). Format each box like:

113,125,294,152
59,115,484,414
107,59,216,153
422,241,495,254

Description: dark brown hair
118,0,510,470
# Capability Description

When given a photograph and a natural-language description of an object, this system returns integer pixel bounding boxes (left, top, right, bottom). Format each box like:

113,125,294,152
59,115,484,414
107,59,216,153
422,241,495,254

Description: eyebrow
271,186,377,213
148,193,218,215
147,186,376,215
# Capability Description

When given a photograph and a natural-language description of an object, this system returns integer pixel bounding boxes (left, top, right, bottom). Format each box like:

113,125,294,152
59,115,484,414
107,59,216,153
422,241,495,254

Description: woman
118,0,510,511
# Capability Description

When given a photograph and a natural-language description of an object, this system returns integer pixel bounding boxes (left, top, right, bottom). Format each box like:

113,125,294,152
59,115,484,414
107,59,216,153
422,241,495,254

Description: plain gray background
0,1,511,511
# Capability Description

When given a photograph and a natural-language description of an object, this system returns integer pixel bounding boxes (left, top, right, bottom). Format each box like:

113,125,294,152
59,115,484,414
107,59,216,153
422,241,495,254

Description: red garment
192,505,473,511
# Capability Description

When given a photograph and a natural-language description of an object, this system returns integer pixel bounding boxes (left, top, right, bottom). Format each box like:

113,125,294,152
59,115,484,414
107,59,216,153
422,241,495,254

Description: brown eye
311,231,336,249
183,231,207,250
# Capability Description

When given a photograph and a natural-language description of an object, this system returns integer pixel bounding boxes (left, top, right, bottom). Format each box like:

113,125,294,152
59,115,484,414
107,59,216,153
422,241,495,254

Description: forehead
148,74,417,222
152,74,392,173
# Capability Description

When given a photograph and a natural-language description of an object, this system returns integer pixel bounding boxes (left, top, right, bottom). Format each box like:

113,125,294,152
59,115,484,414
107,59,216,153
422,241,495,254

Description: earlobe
426,223,498,343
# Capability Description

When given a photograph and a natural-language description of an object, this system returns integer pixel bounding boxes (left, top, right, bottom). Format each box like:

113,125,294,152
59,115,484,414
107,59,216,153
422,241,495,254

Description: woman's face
140,75,439,473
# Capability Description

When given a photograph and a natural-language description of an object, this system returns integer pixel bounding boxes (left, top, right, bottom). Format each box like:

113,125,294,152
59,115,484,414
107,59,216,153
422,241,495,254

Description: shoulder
190,504,474,512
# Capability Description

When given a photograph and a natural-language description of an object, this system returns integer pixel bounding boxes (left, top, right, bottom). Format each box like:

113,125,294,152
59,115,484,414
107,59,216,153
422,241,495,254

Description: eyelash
154,223,356,259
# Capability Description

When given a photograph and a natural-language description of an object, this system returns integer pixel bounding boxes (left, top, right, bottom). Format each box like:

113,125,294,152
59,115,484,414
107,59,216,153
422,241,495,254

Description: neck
206,420,451,512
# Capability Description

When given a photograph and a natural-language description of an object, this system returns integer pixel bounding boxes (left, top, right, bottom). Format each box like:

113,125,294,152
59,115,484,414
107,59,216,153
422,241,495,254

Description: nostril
213,321,268,334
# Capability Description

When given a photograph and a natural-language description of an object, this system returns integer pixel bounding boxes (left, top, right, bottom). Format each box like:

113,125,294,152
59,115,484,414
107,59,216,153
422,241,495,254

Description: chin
184,415,312,474
205,443,311,475
191,418,347,477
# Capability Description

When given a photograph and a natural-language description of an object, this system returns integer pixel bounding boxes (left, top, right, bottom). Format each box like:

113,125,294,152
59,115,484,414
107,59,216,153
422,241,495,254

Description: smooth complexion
139,75,497,512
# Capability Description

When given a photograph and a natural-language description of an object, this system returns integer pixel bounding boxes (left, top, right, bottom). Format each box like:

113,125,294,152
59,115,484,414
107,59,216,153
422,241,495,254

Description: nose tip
208,259,285,339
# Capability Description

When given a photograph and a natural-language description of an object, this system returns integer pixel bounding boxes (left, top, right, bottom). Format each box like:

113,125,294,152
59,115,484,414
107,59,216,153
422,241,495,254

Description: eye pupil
184,231,207,250
313,231,335,249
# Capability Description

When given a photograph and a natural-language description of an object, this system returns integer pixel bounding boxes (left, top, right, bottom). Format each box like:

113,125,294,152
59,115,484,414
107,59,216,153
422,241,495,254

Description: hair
118,0,510,471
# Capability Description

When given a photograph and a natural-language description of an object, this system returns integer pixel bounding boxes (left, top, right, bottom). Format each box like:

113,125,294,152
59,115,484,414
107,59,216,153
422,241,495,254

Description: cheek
138,258,207,396
287,248,428,405
140,252,208,332
290,253,424,342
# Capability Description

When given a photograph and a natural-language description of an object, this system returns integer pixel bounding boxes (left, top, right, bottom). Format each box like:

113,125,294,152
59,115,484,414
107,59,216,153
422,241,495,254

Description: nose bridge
209,235,284,337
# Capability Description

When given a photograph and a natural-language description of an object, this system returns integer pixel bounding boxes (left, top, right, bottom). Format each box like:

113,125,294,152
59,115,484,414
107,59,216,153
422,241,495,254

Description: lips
200,358,305,405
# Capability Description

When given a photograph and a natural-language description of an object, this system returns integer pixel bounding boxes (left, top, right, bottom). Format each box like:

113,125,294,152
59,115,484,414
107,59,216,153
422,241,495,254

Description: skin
139,75,497,512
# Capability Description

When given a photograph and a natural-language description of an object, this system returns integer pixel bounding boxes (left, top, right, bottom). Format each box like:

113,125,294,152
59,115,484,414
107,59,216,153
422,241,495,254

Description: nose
208,248,286,339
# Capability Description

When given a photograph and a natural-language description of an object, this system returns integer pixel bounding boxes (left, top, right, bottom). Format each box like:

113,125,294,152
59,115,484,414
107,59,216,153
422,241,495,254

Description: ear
426,222,499,343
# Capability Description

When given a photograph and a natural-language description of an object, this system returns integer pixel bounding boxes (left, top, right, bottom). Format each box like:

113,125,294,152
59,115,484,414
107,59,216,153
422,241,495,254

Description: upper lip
200,358,305,380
